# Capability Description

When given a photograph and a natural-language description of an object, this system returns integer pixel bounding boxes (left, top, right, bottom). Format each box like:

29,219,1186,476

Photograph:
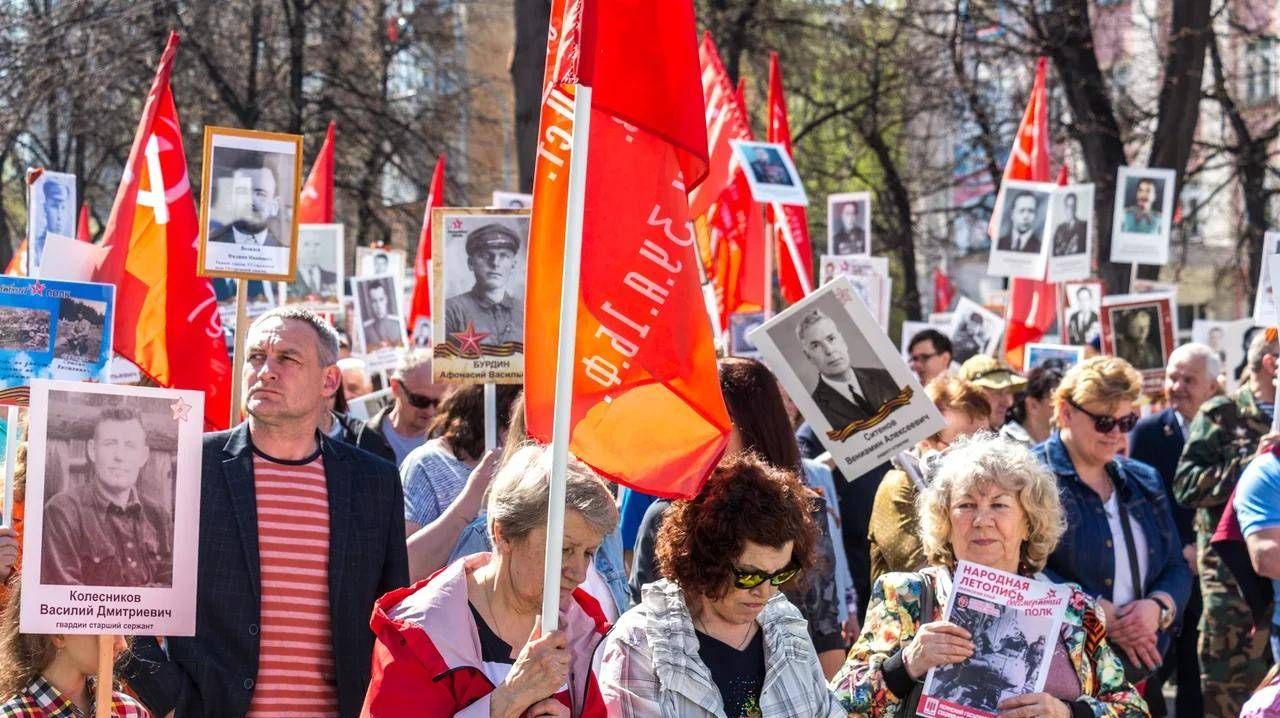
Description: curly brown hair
0,584,56,698
427,385,521,462
655,452,818,601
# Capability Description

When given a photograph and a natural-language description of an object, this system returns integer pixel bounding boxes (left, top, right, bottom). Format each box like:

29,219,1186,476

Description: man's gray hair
1249,329,1279,373
1168,342,1222,382
486,443,619,545
794,309,832,343
249,306,340,367
392,348,432,380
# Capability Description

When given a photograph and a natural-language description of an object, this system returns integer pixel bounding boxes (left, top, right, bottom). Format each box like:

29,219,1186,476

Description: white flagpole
541,83,593,632
484,384,497,451
763,206,774,318
771,201,812,295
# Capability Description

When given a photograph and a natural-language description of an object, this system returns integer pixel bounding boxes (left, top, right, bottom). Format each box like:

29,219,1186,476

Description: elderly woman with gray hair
832,434,1148,718
361,444,619,717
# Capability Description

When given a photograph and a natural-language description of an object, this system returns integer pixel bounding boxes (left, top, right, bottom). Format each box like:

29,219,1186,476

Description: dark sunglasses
394,379,442,411
732,564,801,589
1066,397,1138,434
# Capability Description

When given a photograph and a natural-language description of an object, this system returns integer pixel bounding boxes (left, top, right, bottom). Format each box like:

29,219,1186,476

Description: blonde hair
486,444,619,545
1051,355,1142,424
918,433,1065,573
0,584,55,698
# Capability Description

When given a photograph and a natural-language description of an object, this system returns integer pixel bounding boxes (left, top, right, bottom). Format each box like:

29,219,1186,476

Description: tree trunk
512,0,550,192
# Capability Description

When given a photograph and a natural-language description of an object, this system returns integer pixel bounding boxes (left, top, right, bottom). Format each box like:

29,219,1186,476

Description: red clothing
361,553,609,718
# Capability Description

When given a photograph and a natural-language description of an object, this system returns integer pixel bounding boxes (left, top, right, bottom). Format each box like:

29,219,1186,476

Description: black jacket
1129,408,1195,546
120,423,409,718
810,367,900,431
333,411,396,465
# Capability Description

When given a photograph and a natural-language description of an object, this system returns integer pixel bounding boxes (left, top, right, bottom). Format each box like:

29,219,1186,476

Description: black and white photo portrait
286,224,343,307
27,170,76,276
353,275,406,354
946,298,1003,365
995,188,1049,254
730,140,808,206
1044,184,1095,283
1061,282,1102,346
827,193,871,255
1051,191,1088,257
199,127,303,280
1109,166,1176,265
1110,306,1164,371
52,298,107,363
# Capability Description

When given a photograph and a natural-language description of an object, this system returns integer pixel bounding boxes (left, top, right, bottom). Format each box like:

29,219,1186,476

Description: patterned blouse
0,676,151,718
830,567,1150,718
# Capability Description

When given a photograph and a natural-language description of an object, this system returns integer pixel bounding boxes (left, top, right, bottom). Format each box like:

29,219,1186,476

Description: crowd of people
0,304,1279,717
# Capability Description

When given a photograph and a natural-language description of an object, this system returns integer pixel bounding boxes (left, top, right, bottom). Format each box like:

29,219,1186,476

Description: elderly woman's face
948,483,1028,575
496,510,605,610
704,539,795,627
1061,397,1134,467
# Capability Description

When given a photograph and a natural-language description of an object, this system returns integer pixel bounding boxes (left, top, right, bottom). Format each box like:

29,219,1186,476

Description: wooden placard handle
96,634,113,718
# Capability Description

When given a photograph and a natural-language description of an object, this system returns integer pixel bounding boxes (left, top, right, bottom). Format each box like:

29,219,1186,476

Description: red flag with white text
408,155,445,343
297,120,336,224
767,52,813,303
524,0,731,499
92,33,231,430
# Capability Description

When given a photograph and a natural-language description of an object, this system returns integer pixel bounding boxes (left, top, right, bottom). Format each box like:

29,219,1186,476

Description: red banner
93,33,231,430
77,202,91,242
767,52,813,303
297,120,336,224
408,155,445,343
524,0,731,499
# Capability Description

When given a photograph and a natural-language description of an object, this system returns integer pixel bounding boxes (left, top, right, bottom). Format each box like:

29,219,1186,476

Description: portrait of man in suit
749,146,793,186
288,226,338,301
1052,192,1088,256
996,190,1044,254
796,308,900,432
831,200,867,255
1065,285,1100,345
209,162,284,247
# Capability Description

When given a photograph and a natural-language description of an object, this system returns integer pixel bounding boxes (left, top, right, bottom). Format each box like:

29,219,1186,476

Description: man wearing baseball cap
444,222,524,349
959,354,1027,431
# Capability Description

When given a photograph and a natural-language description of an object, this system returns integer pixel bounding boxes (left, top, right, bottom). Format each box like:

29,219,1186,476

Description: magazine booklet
917,561,1069,718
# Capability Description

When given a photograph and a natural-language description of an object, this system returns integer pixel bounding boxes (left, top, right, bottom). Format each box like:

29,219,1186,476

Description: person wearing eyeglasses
366,349,447,466
906,329,953,386
599,452,845,718
400,384,521,536
1032,356,1191,687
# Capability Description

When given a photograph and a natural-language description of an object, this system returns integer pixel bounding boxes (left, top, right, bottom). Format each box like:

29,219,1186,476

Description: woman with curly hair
832,433,1149,718
597,452,845,717
0,585,149,716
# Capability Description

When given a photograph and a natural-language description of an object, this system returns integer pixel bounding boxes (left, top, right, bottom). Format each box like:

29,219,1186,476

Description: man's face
469,247,516,292
393,363,449,433
369,285,389,318
1208,328,1224,349
341,364,372,398
1076,288,1094,312
840,203,857,227
230,168,279,227
908,339,951,385
298,233,325,266
1126,312,1151,342
88,418,150,495
373,254,389,274
1012,195,1037,233
1165,354,1216,421
243,317,338,424
981,386,1015,427
800,317,850,379
44,188,68,234
1135,180,1155,211
1063,194,1077,218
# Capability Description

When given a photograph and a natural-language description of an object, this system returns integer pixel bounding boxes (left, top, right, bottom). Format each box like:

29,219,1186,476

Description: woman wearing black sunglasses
597,453,845,717
1032,355,1191,683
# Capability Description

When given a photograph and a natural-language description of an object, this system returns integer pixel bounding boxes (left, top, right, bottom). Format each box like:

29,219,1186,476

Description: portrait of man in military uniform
354,275,405,353
444,221,527,351
1111,305,1165,371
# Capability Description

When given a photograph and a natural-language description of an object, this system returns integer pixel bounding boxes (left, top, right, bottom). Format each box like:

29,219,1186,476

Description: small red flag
93,33,231,430
76,202,91,242
408,155,445,343
933,268,954,314
766,52,813,303
297,120,336,224
525,0,731,499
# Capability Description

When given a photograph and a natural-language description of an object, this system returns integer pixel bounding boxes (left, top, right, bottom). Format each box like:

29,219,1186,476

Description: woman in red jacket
362,444,620,718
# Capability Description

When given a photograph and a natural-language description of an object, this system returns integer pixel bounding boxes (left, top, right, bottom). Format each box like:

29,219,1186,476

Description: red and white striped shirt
246,451,339,718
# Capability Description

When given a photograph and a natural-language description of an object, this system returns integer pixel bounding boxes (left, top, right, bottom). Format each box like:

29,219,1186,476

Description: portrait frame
351,274,407,364
987,179,1052,279
431,207,530,385
1100,293,1175,393
1045,183,1095,283
26,169,77,278
491,191,533,210
826,192,872,256
1023,343,1085,373
1109,166,1176,266
19,380,204,636
1058,280,1104,347
818,254,891,327
197,126,304,281
947,297,1005,365
747,276,943,478
729,139,808,206
1191,318,1252,391
284,223,344,311
345,387,394,421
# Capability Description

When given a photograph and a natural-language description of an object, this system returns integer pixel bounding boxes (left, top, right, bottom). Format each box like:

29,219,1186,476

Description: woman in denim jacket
1031,356,1192,674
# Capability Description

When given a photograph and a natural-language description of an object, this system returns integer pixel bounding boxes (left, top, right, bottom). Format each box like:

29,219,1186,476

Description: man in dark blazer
1129,343,1221,718
121,307,409,718
797,308,900,431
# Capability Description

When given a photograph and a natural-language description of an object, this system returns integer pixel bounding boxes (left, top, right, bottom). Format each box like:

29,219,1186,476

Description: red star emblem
451,322,490,355
29,281,45,296
170,396,192,422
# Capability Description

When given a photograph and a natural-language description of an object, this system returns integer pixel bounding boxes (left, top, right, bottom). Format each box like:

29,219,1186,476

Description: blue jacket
1128,408,1196,546
1034,432,1192,624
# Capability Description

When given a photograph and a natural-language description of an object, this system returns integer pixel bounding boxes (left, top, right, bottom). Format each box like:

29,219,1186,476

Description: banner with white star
0,276,115,403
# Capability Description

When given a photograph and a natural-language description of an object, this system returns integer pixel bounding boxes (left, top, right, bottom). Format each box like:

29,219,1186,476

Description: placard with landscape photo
0,277,115,398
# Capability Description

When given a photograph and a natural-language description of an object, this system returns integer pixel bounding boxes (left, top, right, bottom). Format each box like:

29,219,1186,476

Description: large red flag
297,120,336,224
766,52,813,303
998,58,1057,369
93,33,231,430
408,155,445,343
76,202,91,242
525,0,731,499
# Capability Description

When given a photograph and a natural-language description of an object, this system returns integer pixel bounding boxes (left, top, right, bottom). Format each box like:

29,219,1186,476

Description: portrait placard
26,170,76,278
20,380,203,636
1100,294,1175,393
947,298,1005,365
491,191,533,210
356,246,408,284
728,312,765,359
729,140,808,206
1109,166,1176,265
748,277,943,479
827,192,872,255
351,274,407,364
432,208,529,385
345,388,393,421
34,233,107,283
1023,343,1085,373
1045,184,1095,282
818,255,891,327
1191,319,1252,390
1130,279,1179,336
1059,280,1104,347
0,277,115,397
197,126,303,281
285,224,344,311
987,180,1052,279
1253,231,1280,326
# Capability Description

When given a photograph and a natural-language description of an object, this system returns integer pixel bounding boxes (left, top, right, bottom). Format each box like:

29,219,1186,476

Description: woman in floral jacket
832,434,1149,718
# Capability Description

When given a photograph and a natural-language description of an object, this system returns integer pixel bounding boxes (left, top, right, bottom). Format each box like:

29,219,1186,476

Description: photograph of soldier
995,189,1048,254
39,392,176,587
0,307,52,352
793,307,900,432
1063,284,1101,345
1052,191,1088,256
1120,175,1164,235
355,247,407,284
1110,305,1165,370
52,298,107,362
748,145,794,186
354,276,405,352
828,195,870,255
287,225,341,303
29,171,75,272
950,311,990,365
444,221,526,351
